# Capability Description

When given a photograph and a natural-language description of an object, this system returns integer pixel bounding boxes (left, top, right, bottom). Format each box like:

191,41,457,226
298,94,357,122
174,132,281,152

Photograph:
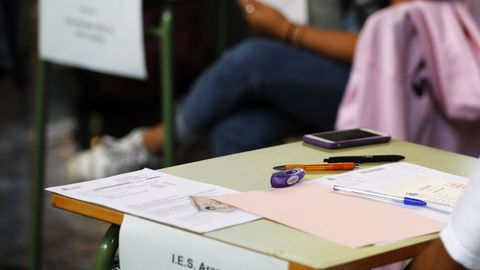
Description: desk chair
32,2,177,270
32,1,230,269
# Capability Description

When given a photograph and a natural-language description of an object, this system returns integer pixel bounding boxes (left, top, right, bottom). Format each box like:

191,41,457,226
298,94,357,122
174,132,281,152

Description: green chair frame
95,225,120,270
32,3,177,270
31,1,229,269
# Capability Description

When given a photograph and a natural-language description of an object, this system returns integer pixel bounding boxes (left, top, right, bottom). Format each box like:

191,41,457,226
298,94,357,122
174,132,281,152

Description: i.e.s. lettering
171,254,194,268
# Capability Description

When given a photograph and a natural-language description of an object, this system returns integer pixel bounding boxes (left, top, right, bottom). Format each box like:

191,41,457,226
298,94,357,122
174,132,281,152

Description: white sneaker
67,128,162,181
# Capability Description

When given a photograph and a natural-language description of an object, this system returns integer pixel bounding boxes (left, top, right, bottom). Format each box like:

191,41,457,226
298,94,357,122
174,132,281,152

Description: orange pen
272,162,358,171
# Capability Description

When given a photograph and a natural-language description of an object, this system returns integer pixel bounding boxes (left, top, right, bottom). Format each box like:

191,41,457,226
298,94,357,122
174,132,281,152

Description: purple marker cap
270,168,306,188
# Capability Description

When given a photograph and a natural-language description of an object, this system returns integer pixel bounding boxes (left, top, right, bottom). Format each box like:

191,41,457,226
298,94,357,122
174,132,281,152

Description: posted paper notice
40,0,147,79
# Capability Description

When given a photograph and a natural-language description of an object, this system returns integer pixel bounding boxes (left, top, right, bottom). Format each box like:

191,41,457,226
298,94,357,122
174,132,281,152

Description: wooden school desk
50,140,478,270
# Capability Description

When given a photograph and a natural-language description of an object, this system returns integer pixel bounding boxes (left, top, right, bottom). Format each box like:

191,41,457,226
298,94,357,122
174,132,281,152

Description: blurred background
0,0,248,269
0,0,350,269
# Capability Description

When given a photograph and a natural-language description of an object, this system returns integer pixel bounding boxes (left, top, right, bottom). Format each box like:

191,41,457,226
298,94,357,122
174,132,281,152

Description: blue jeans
177,38,351,156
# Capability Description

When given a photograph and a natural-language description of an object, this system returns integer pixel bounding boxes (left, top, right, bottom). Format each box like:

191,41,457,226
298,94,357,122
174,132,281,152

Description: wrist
284,23,304,47
284,22,296,42
291,25,304,47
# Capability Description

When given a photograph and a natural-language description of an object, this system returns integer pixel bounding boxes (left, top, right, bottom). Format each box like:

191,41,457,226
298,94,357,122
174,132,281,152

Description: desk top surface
51,140,478,270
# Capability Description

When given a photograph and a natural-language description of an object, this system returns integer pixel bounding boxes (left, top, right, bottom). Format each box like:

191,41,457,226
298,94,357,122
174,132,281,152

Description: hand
237,0,292,40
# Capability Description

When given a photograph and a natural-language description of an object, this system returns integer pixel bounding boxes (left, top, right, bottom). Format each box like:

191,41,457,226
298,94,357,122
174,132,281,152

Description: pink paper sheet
214,184,444,248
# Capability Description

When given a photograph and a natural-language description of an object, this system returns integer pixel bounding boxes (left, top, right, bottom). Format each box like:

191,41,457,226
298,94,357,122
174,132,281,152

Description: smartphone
302,128,391,149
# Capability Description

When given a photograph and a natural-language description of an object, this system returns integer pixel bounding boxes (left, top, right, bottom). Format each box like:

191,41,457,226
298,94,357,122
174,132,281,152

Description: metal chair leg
95,225,120,270
159,4,175,167
30,59,47,270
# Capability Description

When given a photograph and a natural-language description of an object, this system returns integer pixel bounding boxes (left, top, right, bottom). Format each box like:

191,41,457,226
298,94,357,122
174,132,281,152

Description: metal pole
160,4,175,166
30,59,47,270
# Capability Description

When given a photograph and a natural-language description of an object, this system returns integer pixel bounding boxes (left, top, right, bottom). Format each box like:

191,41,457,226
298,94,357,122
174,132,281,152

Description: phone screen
313,129,379,142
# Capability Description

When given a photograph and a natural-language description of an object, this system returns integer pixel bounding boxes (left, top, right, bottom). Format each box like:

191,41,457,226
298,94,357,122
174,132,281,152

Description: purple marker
270,168,306,188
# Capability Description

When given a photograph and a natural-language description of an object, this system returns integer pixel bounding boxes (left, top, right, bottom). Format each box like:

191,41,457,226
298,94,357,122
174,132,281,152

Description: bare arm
237,0,411,62
408,239,465,270
296,0,416,61
296,27,358,62
237,0,357,62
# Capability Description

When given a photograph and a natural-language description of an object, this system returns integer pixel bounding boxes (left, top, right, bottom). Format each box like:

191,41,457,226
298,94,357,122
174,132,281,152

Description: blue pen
333,185,427,206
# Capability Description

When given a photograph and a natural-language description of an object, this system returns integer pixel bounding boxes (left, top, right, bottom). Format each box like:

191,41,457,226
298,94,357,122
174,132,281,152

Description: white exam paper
314,162,468,222
46,169,259,233
259,0,307,25
40,0,147,79
120,215,289,270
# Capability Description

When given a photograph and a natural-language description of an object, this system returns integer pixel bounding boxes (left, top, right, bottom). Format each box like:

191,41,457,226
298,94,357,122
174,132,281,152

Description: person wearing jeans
68,0,397,180
178,38,350,156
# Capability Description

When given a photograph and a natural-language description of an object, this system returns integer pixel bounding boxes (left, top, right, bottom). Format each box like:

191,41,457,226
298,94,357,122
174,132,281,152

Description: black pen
323,155,405,163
